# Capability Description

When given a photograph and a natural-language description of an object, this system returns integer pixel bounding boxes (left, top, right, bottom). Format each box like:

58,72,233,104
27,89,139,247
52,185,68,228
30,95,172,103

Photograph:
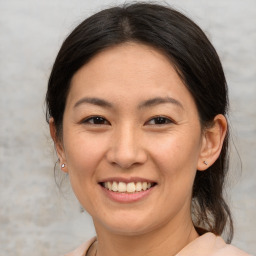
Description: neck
93,216,199,256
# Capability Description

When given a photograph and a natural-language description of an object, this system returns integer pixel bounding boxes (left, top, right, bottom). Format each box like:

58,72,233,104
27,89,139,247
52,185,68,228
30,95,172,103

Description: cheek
149,131,201,170
63,131,108,179
150,132,201,208
147,130,202,198
62,131,110,213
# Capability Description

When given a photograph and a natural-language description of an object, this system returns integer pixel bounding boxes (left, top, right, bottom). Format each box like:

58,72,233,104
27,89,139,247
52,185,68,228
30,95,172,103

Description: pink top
65,233,252,256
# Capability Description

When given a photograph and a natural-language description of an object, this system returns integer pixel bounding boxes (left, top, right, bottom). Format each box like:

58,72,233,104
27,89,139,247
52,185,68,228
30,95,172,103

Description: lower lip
100,186,154,203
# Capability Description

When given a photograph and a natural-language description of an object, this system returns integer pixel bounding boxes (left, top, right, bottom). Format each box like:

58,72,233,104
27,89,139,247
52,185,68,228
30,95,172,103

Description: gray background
0,0,255,255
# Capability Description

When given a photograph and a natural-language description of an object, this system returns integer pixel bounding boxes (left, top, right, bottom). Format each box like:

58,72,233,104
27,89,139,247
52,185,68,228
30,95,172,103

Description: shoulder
63,234,252,256
176,232,252,256
64,237,96,256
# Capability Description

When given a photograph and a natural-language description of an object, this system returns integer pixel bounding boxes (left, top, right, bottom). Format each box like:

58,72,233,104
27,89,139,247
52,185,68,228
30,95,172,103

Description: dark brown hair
46,2,233,242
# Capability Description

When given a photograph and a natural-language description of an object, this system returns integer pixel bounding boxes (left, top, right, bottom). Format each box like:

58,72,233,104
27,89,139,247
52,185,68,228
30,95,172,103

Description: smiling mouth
100,181,156,193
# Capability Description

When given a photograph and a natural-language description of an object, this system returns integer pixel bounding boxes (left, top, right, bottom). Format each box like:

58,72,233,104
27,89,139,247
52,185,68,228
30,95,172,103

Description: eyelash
82,116,110,125
82,116,173,126
145,116,173,125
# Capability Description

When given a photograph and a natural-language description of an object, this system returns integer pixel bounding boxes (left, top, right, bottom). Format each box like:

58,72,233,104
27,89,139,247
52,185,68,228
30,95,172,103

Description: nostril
106,149,148,169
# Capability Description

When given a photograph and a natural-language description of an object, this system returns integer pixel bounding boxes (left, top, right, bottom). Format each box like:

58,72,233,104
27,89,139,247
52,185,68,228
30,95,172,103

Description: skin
50,42,227,256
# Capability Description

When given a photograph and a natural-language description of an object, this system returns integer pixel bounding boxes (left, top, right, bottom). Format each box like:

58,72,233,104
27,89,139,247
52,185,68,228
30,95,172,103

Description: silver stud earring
203,161,208,166
61,163,65,168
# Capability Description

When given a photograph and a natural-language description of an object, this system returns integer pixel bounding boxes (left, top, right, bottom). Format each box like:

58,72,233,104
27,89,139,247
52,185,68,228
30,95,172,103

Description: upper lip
98,177,157,184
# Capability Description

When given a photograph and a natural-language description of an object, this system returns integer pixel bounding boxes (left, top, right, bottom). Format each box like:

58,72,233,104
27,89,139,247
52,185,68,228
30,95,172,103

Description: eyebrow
138,97,184,109
74,97,113,109
73,96,183,110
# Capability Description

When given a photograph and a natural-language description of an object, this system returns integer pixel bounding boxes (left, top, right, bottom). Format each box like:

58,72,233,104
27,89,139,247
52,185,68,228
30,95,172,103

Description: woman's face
58,43,205,235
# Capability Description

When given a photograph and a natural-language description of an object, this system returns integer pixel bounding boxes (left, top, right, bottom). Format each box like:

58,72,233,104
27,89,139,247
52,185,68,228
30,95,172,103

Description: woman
45,3,251,256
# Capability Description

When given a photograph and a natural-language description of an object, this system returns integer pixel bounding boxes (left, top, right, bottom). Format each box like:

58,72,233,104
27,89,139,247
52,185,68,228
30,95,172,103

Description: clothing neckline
83,233,220,256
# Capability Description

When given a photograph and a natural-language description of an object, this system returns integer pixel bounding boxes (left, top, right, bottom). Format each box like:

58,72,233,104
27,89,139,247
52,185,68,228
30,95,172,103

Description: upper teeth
103,181,153,193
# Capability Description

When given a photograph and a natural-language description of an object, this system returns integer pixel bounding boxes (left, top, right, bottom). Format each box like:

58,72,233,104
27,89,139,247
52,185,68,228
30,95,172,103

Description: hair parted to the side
45,2,233,242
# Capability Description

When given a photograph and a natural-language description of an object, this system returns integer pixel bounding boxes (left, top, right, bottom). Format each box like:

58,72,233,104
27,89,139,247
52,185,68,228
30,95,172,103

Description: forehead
66,42,195,111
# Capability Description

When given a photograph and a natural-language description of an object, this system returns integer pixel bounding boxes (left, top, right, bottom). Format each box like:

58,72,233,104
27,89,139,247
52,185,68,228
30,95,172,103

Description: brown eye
146,116,172,125
83,116,110,125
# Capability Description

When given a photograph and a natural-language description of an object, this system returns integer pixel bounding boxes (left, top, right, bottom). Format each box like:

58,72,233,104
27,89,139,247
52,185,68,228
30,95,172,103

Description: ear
49,118,68,173
197,114,227,171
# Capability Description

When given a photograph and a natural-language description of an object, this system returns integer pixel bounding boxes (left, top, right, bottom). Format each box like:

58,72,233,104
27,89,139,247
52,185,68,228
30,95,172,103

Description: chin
93,209,163,236
105,222,155,236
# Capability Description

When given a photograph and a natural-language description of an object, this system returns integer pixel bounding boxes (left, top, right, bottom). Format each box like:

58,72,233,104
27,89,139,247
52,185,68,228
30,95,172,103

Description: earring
203,161,208,166
61,163,65,168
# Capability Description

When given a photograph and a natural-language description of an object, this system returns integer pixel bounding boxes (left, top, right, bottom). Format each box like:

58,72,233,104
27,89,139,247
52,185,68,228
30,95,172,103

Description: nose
106,124,147,169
